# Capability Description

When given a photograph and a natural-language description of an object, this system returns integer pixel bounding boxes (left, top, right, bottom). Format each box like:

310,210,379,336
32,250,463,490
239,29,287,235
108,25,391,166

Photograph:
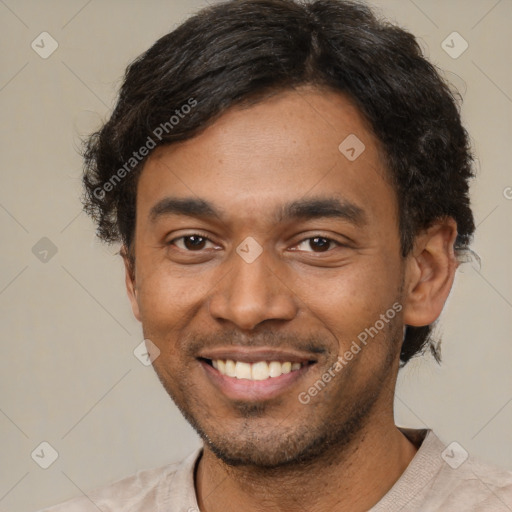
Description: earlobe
402,218,458,328
121,246,142,322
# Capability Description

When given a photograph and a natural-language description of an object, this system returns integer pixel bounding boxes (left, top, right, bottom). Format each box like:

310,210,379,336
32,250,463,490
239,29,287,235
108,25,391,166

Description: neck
195,419,418,512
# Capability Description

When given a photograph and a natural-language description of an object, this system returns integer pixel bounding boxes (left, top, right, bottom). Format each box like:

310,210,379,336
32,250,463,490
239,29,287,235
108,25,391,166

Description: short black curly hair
82,0,475,366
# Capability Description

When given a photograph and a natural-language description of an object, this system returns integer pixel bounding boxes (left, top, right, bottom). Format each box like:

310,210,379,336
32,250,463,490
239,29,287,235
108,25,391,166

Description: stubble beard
151,317,401,471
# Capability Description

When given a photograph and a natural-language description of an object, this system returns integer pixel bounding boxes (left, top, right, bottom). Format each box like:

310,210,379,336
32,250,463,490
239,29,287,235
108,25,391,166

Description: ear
121,246,142,322
402,218,458,327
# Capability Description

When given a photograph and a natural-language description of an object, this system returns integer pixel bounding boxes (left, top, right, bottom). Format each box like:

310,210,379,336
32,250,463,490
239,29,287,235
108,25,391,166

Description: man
42,0,512,510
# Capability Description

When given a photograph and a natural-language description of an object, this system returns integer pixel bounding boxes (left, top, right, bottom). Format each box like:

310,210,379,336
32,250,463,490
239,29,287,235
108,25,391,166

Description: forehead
137,87,396,229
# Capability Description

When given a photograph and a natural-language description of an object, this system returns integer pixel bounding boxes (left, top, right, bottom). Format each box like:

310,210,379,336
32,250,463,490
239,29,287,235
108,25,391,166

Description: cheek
135,259,212,329
138,282,188,326
294,255,402,340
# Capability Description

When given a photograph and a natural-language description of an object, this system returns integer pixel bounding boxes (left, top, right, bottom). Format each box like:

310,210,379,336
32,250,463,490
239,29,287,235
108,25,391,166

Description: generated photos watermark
93,98,197,200
298,302,403,404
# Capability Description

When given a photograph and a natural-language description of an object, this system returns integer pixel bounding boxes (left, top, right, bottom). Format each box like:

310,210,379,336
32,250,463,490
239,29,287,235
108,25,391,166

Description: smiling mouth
200,358,316,381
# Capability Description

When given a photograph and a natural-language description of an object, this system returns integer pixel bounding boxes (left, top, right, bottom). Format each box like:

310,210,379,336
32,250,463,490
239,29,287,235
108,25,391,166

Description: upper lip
197,347,318,364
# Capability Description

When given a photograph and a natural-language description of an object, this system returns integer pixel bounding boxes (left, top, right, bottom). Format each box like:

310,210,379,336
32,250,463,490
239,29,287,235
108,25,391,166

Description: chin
190,399,375,469
202,426,335,468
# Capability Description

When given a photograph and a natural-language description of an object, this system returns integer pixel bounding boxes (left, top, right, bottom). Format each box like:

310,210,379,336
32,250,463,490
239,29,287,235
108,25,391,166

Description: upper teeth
211,360,302,380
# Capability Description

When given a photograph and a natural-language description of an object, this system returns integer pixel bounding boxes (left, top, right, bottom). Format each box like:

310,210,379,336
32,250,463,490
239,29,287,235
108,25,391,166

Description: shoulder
37,448,202,512
419,432,512,511
374,429,512,512
433,453,512,510
37,463,180,512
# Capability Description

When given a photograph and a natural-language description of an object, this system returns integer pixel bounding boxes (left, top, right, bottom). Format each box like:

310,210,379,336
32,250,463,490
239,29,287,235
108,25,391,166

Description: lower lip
200,360,312,402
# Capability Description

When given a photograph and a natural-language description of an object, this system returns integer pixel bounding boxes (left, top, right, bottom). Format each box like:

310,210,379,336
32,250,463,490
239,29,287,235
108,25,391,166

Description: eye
294,236,342,253
169,234,217,251
167,234,345,254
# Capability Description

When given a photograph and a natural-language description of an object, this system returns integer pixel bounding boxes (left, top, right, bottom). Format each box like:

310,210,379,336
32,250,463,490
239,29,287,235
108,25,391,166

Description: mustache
182,329,332,358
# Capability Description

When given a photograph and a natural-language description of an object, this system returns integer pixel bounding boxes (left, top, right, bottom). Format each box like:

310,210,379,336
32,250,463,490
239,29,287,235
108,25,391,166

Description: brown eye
183,235,206,250
309,237,332,252
295,236,339,253
170,235,215,251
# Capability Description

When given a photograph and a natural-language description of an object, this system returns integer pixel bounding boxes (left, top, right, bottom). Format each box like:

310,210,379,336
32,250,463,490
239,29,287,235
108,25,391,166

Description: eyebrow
149,196,367,226
149,197,220,222
278,197,366,226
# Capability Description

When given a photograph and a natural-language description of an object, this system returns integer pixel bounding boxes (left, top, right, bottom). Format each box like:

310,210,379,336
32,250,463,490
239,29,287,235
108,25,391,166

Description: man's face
127,88,407,467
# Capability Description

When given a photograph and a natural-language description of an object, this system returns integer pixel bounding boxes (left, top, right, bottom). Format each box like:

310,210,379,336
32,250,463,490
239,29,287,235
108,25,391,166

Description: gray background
0,0,511,510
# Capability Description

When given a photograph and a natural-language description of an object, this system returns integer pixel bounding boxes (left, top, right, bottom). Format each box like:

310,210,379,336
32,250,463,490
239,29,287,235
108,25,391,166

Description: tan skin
124,87,458,511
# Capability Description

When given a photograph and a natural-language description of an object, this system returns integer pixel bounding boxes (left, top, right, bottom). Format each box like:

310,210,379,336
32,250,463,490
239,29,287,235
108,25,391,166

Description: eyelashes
168,234,345,254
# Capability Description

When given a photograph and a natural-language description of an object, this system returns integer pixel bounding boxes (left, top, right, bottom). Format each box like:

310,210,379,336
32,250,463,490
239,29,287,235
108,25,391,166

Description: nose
207,248,298,331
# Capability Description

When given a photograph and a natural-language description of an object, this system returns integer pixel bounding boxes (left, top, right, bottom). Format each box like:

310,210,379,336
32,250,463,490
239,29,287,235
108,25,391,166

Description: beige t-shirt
39,429,512,511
